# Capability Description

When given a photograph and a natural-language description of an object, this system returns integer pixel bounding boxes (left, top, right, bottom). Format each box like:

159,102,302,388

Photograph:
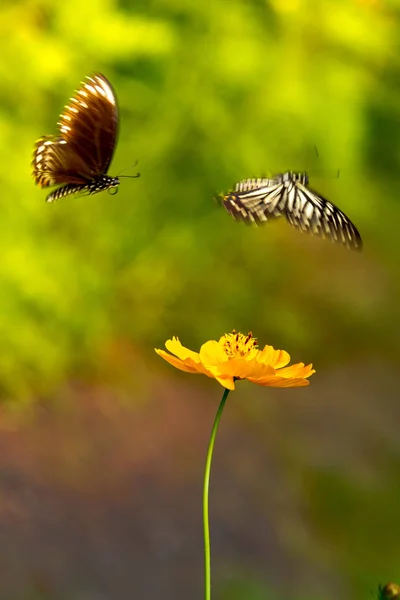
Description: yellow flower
379,583,400,600
155,331,315,390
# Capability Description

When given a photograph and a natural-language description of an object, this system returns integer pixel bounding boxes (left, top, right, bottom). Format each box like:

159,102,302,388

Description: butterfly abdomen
45,176,119,203
234,178,274,192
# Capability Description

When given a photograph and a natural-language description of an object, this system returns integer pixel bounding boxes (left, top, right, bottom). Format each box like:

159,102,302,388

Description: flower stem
203,387,230,600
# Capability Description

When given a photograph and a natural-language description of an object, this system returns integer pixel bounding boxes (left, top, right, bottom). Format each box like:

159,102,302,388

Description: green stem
203,387,230,600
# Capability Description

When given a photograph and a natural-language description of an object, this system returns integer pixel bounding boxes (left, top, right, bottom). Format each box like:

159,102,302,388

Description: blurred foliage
0,0,399,402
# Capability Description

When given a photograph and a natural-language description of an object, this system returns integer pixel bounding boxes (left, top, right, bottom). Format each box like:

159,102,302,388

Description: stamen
220,331,259,358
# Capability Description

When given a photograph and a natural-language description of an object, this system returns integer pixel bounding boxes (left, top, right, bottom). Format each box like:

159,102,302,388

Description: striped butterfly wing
223,178,287,224
283,180,363,251
32,74,119,198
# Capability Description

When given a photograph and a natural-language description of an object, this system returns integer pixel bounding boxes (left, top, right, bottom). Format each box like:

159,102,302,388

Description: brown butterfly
32,73,138,203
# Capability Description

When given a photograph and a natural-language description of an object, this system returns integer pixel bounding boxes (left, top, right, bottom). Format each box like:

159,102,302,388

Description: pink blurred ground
0,362,398,600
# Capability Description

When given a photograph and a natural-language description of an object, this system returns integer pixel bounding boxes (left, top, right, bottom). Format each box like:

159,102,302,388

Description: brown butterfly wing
58,73,118,176
32,74,118,188
32,136,94,187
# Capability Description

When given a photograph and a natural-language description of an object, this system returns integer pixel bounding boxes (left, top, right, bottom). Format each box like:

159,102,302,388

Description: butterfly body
223,171,362,251
32,73,122,203
43,176,120,203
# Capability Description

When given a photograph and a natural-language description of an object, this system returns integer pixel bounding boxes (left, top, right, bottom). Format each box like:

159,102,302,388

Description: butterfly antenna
310,147,340,180
117,161,140,178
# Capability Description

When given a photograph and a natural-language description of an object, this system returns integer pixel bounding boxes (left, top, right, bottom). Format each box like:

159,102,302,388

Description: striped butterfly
221,172,362,251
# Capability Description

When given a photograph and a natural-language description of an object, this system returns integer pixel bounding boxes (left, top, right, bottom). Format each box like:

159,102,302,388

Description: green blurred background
0,0,399,598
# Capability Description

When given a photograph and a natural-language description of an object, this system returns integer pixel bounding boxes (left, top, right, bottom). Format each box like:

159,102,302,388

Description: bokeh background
0,0,399,598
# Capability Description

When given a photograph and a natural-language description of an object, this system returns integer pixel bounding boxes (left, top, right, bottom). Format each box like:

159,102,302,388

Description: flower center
220,330,258,358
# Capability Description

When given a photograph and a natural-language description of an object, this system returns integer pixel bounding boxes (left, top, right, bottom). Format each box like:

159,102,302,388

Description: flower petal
197,342,235,389
247,374,311,387
247,362,314,387
258,345,291,368
155,349,200,374
215,357,275,381
156,347,224,382
165,337,201,363
210,371,236,390
276,363,315,379
199,340,228,366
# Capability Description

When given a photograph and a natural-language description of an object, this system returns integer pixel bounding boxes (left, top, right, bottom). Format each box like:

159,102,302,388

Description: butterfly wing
58,73,118,176
32,135,95,188
32,73,118,188
284,181,363,251
222,180,287,224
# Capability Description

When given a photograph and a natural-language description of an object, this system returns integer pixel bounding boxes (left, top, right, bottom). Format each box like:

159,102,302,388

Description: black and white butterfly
32,73,138,203
221,172,362,251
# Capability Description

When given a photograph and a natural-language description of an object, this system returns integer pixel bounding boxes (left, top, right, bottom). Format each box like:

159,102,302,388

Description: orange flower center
220,331,259,358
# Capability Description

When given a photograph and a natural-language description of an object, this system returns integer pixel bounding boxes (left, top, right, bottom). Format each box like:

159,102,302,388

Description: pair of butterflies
32,73,362,251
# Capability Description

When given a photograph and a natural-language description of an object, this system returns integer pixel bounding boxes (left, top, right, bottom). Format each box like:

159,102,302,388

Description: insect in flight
32,73,139,203
221,171,362,251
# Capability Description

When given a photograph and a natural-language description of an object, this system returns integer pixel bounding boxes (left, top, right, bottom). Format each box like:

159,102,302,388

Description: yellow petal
165,337,201,363
277,363,315,379
216,357,275,381
247,374,311,387
155,349,200,373
258,345,290,368
156,348,223,382
199,340,228,366
211,372,236,390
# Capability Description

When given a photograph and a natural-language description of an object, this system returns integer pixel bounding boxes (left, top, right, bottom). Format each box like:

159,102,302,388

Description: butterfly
221,171,362,251
32,73,137,203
